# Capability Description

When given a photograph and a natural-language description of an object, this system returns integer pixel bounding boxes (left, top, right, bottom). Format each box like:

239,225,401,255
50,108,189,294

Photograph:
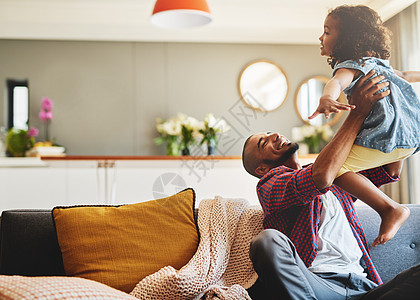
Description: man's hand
383,160,403,179
309,96,355,120
312,70,389,190
348,70,390,117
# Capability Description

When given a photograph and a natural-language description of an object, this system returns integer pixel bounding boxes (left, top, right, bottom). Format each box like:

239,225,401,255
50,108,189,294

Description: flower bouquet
178,114,201,155
198,114,230,155
292,124,334,154
155,116,182,156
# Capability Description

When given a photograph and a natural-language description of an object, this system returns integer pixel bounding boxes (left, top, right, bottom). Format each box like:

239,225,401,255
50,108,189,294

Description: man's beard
263,143,299,167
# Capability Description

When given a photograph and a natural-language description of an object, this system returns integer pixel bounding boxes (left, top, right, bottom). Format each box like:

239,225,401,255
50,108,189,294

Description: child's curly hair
327,5,392,68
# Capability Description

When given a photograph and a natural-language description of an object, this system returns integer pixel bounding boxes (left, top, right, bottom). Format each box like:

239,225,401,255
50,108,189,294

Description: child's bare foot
372,205,410,247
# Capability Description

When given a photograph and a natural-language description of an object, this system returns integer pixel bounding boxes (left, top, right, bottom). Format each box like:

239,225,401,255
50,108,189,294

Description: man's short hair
242,135,260,178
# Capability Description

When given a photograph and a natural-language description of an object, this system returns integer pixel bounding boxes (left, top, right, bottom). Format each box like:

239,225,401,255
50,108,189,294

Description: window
7,79,29,130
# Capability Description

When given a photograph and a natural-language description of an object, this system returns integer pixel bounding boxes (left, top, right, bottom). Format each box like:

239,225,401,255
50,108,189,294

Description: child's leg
334,172,409,247
336,145,415,178
336,145,415,246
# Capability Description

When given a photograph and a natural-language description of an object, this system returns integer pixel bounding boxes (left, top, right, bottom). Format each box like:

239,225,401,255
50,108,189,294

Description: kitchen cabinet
0,155,317,212
0,162,66,211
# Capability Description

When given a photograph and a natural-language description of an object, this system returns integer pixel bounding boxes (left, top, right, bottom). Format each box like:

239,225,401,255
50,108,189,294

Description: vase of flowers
206,138,216,156
292,124,334,154
155,116,182,156
165,135,181,156
198,113,230,156
6,127,38,157
39,97,53,142
178,114,201,156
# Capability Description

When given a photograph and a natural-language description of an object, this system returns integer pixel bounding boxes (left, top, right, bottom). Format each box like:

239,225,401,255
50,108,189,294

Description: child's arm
394,70,420,83
309,68,357,119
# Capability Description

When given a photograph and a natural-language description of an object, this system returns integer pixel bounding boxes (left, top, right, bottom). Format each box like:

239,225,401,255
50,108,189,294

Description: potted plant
39,97,53,142
6,127,38,157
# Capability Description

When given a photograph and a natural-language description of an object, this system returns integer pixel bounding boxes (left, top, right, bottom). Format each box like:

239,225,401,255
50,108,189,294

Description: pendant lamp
151,0,212,29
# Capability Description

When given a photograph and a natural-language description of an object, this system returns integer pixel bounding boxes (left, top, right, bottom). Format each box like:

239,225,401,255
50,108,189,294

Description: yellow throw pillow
53,188,199,293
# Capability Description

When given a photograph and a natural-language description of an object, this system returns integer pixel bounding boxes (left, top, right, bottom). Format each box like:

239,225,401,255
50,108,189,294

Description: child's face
319,15,339,57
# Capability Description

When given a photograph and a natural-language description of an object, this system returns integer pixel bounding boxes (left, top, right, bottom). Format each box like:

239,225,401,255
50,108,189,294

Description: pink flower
41,97,53,111
39,110,53,122
45,111,53,120
27,127,39,137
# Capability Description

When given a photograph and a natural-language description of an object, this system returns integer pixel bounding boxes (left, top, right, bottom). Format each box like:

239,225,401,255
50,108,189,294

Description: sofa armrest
0,210,65,276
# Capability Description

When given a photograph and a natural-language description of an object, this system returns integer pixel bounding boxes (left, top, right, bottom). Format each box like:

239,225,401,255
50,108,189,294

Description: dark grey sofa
1,205,420,284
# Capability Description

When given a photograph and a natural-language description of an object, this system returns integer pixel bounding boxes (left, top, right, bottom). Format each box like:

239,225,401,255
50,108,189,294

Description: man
242,71,420,299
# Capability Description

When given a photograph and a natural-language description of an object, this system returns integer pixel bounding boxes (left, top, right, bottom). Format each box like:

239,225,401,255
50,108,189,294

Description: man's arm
383,160,403,179
312,71,390,190
358,160,402,187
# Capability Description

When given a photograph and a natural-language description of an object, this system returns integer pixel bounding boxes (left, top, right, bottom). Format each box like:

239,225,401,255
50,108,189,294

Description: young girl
310,5,420,247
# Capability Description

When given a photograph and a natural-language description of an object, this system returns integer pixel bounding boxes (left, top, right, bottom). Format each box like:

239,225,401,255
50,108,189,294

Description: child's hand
308,97,355,119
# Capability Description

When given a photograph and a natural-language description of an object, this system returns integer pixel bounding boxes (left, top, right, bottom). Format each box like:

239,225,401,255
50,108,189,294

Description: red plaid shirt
257,164,398,285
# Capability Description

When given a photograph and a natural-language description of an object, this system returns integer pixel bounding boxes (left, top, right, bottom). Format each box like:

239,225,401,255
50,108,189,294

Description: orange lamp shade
151,0,212,29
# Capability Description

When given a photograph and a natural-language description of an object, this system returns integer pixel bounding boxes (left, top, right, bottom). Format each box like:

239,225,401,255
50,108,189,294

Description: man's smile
276,136,290,150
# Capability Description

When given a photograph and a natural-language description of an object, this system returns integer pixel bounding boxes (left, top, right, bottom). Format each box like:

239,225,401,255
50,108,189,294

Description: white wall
0,40,333,155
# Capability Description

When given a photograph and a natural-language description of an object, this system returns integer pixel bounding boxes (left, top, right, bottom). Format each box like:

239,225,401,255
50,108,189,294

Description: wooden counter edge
41,154,318,161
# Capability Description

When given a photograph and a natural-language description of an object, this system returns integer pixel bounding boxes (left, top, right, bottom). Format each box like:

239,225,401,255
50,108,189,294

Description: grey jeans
248,229,420,300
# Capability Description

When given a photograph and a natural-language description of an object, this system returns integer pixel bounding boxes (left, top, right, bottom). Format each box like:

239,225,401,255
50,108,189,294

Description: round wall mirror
295,75,346,127
238,60,289,112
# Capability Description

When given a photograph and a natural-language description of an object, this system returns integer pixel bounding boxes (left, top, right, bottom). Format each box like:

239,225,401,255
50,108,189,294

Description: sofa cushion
0,275,138,299
357,204,420,283
52,188,199,293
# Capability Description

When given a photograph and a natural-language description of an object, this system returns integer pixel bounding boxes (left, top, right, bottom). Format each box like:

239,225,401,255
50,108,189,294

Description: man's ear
255,163,270,177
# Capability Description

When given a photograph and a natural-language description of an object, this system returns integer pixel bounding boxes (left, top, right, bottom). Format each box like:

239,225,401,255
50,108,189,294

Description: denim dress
334,57,420,153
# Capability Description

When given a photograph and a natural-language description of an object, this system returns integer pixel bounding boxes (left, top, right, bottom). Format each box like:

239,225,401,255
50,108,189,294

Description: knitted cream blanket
130,196,263,300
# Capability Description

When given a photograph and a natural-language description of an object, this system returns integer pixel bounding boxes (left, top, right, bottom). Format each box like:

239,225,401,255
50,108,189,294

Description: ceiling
0,0,416,45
